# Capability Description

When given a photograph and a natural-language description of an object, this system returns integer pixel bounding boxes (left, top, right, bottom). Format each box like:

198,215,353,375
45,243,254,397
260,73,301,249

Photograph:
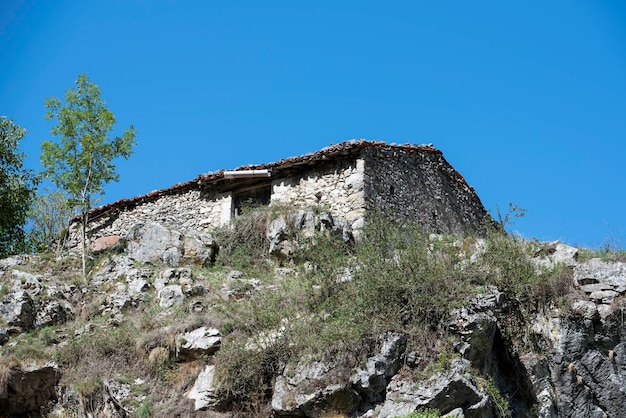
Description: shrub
211,209,568,411
213,206,272,273
402,409,441,418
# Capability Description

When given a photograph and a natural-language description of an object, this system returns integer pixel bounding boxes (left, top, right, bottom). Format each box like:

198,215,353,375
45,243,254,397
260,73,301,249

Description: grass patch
578,245,626,263
402,409,442,418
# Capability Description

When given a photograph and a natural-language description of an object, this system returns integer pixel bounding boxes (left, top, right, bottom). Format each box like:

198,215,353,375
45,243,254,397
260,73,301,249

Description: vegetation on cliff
0,206,585,416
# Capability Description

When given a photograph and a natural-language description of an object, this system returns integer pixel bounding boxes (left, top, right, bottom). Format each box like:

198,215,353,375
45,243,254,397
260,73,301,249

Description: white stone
187,365,219,410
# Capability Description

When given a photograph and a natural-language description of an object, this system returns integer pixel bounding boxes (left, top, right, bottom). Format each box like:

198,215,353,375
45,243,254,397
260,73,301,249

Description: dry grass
0,363,12,398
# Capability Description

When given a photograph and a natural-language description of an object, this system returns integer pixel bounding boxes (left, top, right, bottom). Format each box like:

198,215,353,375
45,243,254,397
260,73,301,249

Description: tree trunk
81,209,87,282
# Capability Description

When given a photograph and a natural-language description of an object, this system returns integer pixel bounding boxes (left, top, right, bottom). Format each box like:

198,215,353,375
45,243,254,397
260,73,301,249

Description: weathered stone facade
86,190,232,240
73,140,490,244
362,146,488,236
271,156,366,229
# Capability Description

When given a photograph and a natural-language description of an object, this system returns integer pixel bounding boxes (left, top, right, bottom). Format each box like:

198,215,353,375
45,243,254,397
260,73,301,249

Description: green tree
41,74,136,280
0,116,37,257
27,189,74,254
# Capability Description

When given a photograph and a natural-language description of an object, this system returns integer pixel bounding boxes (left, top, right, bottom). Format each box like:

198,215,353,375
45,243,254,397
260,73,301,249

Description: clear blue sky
2,1,625,248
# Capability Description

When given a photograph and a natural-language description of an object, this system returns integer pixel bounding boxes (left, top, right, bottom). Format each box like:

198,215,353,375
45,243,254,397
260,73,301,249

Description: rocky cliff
1,208,625,418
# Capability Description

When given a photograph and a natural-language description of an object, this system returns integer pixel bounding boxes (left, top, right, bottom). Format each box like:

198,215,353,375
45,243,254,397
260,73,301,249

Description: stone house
78,140,491,242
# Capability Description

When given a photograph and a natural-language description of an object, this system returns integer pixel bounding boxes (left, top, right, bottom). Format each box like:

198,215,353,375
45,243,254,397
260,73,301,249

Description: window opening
233,185,271,216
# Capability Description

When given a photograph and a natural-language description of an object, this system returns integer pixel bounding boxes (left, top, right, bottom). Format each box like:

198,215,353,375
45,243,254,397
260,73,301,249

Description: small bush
478,376,511,418
213,206,272,273
402,409,441,418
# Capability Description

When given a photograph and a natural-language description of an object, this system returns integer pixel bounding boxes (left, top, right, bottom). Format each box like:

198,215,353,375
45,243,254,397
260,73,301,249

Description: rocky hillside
1,207,626,418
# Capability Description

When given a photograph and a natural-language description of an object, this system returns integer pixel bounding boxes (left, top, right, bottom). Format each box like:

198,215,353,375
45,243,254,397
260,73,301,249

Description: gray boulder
158,285,185,308
574,258,626,292
380,359,491,418
126,222,184,266
10,270,44,297
351,333,406,403
35,299,74,328
187,365,221,410
272,359,360,416
176,327,221,360
267,217,293,258
183,232,219,266
0,290,35,332
534,241,579,268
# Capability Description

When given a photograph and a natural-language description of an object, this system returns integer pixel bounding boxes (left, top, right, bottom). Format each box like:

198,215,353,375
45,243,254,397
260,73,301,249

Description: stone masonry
71,140,491,244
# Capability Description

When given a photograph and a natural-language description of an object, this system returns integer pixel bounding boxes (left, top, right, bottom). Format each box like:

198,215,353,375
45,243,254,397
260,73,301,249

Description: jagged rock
158,285,185,308
332,218,354,243
444,407,466,417
267,217,293,258
104,378,147,414
187,365,221,410
223,270,263,299
35,299,74,328
176,327,221,360
570,300,599,320
183,232,218,266
128,277,150,295
379,359,490,418
530,285,626,418
91,255,136,287
91,235,123,254
10,269,44,297
272,358,360,416
447,287,501,373
0,256,24,270
126,222,184,266
574,258,626,291
155,268,202,299
268,212,354,258
534,241,579,268
100,284,137,317
0,361,61,416
520,353,558,418
155,268,193,290
0,290,35,332
0,328,9,345
449,310,497,373
292,210,317,237
351,332,406,403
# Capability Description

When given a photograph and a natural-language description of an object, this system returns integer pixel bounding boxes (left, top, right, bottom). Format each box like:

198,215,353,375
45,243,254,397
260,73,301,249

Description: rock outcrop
0,362,61,416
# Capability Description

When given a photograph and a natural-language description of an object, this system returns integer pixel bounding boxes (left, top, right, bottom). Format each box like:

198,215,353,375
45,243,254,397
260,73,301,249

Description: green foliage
213,206,272,273
0,116,38,257
401,409,441,418
494,202,527,231
41,74,136,279
212,208,570,409
136,399,153,418
27,189,74,253
578,245,626,263
41,74,136,205
55,321,140,378
478,377,511,418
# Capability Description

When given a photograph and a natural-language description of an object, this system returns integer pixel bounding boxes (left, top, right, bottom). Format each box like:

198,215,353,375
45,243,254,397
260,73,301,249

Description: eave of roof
79,140,477,223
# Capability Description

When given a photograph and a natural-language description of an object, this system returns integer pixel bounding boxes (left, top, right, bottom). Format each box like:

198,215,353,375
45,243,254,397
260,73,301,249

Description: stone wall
82,190,232,241
361,146,490,236
271,157,366,230
71,143,488,245
74,157,366,244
